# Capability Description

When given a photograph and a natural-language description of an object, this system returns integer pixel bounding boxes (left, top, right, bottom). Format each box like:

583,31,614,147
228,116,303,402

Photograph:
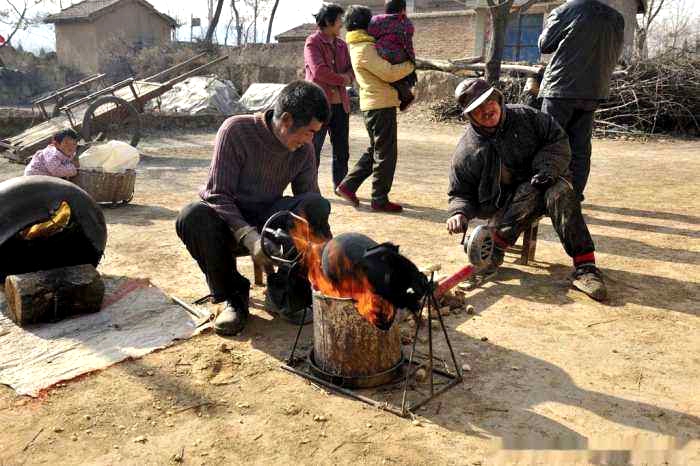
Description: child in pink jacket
25,129,80,179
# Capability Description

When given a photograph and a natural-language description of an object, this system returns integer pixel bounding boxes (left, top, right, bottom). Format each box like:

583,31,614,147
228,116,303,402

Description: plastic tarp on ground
239,83,287,113
0,277,208,397
149,75,248,115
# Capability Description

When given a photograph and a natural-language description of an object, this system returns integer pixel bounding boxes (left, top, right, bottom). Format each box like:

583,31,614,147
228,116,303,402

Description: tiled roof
45,0,177,26
275,23,317,41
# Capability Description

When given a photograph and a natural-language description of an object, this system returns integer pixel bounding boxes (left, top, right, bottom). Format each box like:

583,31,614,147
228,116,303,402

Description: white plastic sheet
149,75,248,115
239,83,287,113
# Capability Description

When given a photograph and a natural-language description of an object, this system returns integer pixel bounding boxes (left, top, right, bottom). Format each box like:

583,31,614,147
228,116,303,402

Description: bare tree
231,0,244,45
0,0,30,50
648,0,698,57
204,0,225,45
265,0,279,44
635,0,666,60
484,0,544,86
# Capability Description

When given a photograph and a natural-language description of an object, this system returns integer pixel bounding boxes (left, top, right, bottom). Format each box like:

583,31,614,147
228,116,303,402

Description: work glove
446,213,469,234
240,230,273,269
530,172,555,189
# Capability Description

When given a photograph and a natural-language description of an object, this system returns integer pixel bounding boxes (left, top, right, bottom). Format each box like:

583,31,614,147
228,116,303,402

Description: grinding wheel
465,225,495,269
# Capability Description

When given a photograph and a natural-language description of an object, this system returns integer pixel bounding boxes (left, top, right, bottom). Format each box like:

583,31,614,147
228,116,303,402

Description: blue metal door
503,14,544,63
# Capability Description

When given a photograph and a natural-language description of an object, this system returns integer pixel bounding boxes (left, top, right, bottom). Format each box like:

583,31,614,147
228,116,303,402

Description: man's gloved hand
531,172,555,189
240,230,273,269
446,213,469,234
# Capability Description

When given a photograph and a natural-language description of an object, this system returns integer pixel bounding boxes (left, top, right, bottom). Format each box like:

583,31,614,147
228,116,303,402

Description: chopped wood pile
429,58,700,137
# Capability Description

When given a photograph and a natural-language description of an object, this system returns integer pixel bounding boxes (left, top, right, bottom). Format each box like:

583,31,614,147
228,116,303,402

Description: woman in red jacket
304,3,354,190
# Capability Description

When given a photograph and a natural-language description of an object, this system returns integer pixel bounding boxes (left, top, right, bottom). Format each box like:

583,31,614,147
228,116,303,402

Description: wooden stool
507,220,540,265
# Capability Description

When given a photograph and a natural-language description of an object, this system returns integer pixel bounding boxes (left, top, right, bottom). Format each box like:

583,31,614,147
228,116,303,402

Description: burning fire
290,220,396,330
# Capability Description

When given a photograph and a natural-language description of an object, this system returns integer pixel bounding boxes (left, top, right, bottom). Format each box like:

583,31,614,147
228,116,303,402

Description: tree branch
0,1,28,49
648,0,666,27
265,0,279,44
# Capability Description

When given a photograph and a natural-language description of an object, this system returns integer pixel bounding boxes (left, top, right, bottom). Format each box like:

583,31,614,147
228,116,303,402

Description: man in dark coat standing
447,78,607,301
538,0,625,198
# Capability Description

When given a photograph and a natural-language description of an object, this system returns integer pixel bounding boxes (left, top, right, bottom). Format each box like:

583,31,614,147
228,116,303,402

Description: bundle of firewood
595,57,700,136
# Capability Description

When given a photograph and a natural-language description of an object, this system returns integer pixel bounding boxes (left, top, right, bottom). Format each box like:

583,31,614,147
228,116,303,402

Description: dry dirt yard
0,115,699,466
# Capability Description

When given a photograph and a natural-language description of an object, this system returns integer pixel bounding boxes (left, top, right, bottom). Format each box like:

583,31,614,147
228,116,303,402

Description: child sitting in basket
24,129,80,179
367,0,418,111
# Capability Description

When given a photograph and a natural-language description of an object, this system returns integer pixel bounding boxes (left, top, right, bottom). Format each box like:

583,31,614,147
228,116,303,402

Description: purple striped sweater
199,110,319,231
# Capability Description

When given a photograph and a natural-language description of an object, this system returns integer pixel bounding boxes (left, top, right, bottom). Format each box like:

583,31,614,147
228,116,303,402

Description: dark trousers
541,98,599,197
485,179,595,259
340,107,398,204
390,70,417,106
175,193,331,304
312,103,350,188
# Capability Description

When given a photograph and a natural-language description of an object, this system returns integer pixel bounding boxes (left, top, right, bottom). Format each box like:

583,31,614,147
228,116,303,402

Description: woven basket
73,169,135,205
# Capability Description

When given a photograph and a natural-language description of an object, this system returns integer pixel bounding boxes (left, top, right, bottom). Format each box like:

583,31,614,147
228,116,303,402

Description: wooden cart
1,52,227,164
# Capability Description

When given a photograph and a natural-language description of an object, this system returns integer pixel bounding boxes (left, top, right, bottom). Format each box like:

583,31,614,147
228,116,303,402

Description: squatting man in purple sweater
176,81,332,336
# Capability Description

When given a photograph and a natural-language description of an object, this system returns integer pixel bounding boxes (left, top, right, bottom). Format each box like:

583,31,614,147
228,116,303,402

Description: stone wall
0,52,83,106
228,43,305,94
0,108,35,139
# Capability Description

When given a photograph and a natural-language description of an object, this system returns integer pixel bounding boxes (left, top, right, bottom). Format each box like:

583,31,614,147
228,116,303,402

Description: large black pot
0,176,107,280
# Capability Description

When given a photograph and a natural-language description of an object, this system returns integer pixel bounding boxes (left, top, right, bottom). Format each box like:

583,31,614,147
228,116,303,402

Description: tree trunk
265,0,280,44
312,292,401,382
4,264,105,326
253,0,258,43
204,0,225,44
485,0,514,86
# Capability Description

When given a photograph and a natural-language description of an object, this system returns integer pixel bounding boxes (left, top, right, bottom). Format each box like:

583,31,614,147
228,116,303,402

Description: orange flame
290,220,395,330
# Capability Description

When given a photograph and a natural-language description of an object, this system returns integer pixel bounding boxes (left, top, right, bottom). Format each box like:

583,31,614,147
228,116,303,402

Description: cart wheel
81,96,141,147
52,91,89,117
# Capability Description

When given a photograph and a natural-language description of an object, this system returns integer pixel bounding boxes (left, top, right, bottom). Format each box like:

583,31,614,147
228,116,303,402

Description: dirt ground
1,115,699,466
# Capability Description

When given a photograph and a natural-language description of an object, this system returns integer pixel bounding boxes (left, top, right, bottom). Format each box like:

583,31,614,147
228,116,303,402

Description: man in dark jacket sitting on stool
446,78,606,301
176,81,332,336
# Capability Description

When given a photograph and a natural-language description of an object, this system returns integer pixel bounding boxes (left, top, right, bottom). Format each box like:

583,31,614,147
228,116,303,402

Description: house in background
45,0,177,73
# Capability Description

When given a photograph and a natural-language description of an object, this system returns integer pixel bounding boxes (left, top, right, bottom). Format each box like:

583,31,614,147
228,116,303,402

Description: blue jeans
541,98,599,198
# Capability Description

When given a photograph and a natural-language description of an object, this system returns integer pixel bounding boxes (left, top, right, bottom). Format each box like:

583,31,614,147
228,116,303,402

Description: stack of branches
595,57,700,137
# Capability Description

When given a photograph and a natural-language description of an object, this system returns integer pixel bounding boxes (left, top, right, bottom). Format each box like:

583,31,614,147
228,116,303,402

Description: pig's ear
363,242,399,261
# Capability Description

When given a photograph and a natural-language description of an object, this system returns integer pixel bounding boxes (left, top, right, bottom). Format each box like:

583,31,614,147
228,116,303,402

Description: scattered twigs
586,319,620,328
22,427,44,452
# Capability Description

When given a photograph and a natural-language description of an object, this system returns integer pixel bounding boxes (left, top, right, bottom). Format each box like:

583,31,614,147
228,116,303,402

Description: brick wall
412,12,478,59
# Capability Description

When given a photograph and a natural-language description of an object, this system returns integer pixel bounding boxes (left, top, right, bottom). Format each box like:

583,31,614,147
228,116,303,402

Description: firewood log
4,264,104,326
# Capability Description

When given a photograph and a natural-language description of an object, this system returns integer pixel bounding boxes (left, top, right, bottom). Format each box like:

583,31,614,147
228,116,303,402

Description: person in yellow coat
334,5,414,213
